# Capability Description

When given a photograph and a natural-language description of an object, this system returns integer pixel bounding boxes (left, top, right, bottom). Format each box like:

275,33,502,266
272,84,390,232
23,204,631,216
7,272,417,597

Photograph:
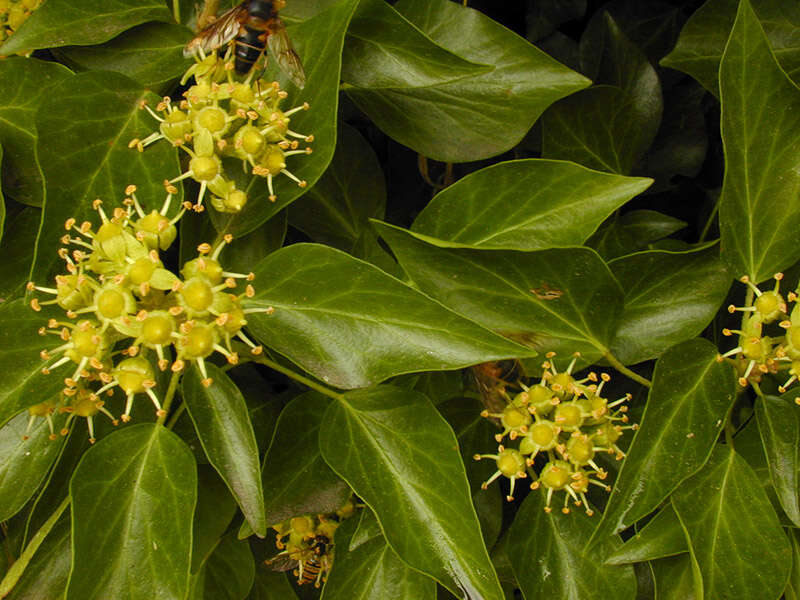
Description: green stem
165,402,186,430
156,370,183,426
0,496,70,599
724,419,735,448
172,0,180,23
603,351,652,388
699,194,720,243
253,355,344,401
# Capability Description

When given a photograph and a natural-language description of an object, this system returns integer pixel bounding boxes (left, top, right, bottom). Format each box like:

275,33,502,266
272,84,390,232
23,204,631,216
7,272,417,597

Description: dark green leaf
0,0,172,55
192,465,238,573
5,513,71,600
344,0,589,162
411,160,652,250
243,243,534,389
717,0,800,282
319,386,503,600
0,300,66,428
183,363,266,537
222,213,287,277
0,143,4,241
247,570,298,600
288,123,386,253
375,222,624,364
342,0,490,89
0,58,71,207
32,70,181,282
507,489,636,600
257,391,350,529
787,529,800,600
608,246,731,364
672,446,791,600
649,554,699,600
0,206,41,300
605,504,688,565
323,509,436,600
189,532,255,600
208,0,360,238
0,410,67,522
661,0,800,95
54,23,193,95
592,338,737,540
66,424,197,600
587,209,687,261
756,394,800,527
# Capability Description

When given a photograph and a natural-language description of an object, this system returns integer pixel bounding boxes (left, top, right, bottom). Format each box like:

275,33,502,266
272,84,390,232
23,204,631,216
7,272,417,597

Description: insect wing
184,3,247,57
267,19,306,88
264,553,298,573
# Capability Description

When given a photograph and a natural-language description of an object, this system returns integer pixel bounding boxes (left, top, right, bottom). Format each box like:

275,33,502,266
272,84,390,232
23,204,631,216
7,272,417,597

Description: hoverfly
265,534,333,588
184,0,306,88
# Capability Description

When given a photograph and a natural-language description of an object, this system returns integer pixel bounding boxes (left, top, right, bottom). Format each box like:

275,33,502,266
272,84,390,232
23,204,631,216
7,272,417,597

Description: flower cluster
0,0,41,48
268,498,357,587
719,273,800,396
130,48,313,213
26,185,270,441
474,353,636,515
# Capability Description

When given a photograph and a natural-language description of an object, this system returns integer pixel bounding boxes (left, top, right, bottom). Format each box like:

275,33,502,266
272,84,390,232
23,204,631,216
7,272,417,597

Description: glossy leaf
544,13,663,174
189,532,255,600
66,424,197,600
344,0,590,162
183,363,266,537
5,514,71,600
661,0,800,95
0,207,41,300
411,160,652,250
0,410,67,522
593,338,737,541
0,300,66,428
341,0,490,89
507,489,637,600
322,510,436,600
717,0,800,282
608,246,731,364
375,222,624,364
756,394,800,527
649,554,699,600
587,209,688,261
0,0,172,55
672,446,791,600
787,529,800,600
319,386,504,600
243,243,534,389
54,23,193,94
257,392,350,529
207,0,360,238
191,465,238,573
0,58,72,207
0,143,4,241
288,123,386,253
605,504,688,565
33,70,181,282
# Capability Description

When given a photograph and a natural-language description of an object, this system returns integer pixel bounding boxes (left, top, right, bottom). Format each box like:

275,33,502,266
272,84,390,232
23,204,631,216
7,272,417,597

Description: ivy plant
0,0,799,598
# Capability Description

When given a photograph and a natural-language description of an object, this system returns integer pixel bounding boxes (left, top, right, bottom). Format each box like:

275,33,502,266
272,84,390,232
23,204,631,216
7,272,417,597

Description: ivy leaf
672,446,791,600
787,529,800,600
0,0,172,55
605,504,688,565
246,391,349,535
0,300,66,428
374,222,624,364
0,410,67,522
0,58,72,207
192,465,238,573
66,424,197,600
506,489,637,600
243,243,534,389
649,554,699,600
661,0,800,95
33,70,181,283
343,0,589,163
717,0,800,283
410,160,652,250
322,510,436,600
207,0,360,238
592,338,737,542
319,386,504,600
608,246,732,365
182,363,267,537
755,394,800,527
288,123,386,253
247,570,298,600
587,209,688,261
54,22,193,95
188,532,255,600
341,0,490,89
0,206,41,300
4,513,71,600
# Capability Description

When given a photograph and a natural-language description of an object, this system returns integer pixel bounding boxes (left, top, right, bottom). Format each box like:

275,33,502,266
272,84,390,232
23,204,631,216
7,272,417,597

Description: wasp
265,534,333,588
184,0,306,87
